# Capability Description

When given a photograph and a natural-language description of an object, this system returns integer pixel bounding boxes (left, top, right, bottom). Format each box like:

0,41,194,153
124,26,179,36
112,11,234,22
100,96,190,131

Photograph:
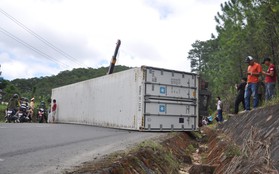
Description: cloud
1,56,60,80
144,0,174,19
0,0,225,80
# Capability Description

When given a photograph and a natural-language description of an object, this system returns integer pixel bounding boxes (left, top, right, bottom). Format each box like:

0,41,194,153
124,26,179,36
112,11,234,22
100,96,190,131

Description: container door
142,66,199,131
144,99,197,131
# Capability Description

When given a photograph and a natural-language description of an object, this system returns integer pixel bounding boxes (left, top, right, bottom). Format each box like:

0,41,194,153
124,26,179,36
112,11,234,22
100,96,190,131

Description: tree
0,65,130,102
187,0,279,112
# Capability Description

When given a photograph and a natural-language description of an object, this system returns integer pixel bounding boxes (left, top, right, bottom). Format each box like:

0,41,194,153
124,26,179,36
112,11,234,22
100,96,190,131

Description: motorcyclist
6,94,20,122
18,97,30,122
37,101,47,123
7,94,20,114
24,98,31,120
20,98,29,111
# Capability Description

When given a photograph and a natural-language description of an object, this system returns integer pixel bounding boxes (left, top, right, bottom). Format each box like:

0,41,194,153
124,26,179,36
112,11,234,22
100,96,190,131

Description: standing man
234,77,247,114
216,97,223,122
29,98,35,121
262,57,276,101
52,99,57,123
244,56,262,111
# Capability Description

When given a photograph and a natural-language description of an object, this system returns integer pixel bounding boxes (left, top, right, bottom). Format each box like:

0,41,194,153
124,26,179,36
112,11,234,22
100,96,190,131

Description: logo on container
159,105,166,112
160,87,166,94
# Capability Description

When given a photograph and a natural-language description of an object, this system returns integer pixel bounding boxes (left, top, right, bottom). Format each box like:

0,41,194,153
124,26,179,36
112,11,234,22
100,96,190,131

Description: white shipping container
51,66,199,131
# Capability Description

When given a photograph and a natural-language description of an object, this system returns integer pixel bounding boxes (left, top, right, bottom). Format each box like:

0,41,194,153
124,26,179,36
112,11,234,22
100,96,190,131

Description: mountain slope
3,65,130,101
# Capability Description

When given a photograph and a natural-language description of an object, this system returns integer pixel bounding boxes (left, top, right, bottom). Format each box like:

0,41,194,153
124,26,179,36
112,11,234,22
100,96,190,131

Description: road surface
0,123,164,174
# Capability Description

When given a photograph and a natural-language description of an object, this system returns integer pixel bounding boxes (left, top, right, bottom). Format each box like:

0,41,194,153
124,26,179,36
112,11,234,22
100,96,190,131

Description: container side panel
52,68,142,130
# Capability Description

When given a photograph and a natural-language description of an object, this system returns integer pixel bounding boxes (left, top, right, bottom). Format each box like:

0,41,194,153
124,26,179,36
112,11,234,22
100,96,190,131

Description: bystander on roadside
244,56,262,111
51,99,57,123
234,77,247,114
216,97,223,123
262,57,276,101
29,97,35,121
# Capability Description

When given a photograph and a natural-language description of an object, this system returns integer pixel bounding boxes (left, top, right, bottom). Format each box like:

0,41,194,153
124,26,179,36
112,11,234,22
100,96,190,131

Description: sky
0,0,226,80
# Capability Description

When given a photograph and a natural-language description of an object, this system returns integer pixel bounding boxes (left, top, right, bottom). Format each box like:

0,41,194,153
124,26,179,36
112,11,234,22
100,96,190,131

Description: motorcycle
18,103,31,123
5,109,19,123
18,110,30,123
37,108,45,123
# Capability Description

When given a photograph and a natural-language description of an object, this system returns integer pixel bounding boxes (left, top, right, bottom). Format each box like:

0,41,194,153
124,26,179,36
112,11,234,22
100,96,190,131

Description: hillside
1,65,130,101
210,105,279,173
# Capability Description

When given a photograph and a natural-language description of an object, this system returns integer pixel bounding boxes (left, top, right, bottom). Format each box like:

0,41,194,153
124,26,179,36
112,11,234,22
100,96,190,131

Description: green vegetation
136,140,179,173
0,65,130,102
201,153,208,164
262,93,279,107
188,0,279,111
0,104,6,122
191,131,203,139
225,144,241,158
185,144,196,155
138,140,163,152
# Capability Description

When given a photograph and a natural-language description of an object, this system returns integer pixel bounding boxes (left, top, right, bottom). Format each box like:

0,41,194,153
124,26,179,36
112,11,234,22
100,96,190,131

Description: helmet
13,94,19,98
245,56,253,63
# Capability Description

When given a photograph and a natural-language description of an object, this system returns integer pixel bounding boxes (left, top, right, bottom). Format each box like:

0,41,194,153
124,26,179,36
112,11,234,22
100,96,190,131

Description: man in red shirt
52,99,57,123
245,56,262,111
262,57,276,100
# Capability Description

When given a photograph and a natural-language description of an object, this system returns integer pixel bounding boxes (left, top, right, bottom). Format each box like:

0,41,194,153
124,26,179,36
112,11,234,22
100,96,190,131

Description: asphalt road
0,123,164,174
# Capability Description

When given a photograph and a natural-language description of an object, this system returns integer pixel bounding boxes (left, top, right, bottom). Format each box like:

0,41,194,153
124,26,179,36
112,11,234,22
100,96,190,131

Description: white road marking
0,158,5,162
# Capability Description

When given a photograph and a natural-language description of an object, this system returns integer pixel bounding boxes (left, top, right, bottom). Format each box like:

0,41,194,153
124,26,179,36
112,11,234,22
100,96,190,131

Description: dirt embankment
66,104,279,174
66,132,197,173
207,105,279,173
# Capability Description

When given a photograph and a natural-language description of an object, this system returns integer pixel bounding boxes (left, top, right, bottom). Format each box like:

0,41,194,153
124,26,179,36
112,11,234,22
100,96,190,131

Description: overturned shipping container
52,66,199,131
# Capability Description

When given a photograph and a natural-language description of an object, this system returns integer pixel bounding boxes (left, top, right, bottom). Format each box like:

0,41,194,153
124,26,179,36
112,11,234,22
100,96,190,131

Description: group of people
6,94,57,123
234,56,276,114
202,96,223,125
213,56,276,124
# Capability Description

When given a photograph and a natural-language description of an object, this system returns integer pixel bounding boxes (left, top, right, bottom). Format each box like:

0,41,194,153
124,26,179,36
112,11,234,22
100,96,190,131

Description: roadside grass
67,137,181,174
191,131,203,139
0,104,6,122
262,94,279,107
185,144,196,155
225,143,241,158
138,140,163,152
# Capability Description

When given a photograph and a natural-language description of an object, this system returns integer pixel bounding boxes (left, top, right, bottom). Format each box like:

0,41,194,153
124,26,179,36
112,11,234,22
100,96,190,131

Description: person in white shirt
216,97,223,122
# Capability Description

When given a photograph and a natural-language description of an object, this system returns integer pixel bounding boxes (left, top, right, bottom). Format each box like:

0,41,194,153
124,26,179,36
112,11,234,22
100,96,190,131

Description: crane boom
107,39,121,75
